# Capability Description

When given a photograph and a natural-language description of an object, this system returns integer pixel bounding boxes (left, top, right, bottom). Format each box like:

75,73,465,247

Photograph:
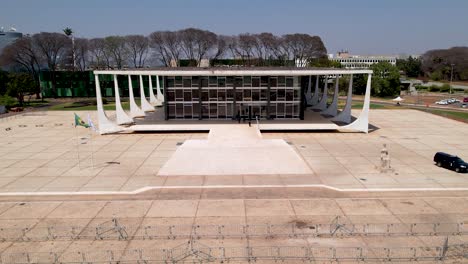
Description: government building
93,67,373,134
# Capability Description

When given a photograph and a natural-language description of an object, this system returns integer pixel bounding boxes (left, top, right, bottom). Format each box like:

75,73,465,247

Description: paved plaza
0,109,467,193
0,109,467,262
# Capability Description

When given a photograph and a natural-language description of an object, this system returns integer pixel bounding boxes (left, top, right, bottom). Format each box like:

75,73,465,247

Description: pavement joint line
1,185,468,196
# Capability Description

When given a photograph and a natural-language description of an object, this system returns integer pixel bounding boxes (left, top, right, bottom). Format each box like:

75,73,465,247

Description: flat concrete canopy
158,125,312,176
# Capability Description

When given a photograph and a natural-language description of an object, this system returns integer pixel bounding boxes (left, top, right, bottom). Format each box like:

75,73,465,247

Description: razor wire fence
0,219,466,242
1,242,467,263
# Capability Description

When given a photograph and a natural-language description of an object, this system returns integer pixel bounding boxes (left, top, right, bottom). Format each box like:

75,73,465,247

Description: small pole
89,127,95,169
74,123,82,170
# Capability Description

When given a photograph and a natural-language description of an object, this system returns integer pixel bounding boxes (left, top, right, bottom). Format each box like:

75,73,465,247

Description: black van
433,152,468,173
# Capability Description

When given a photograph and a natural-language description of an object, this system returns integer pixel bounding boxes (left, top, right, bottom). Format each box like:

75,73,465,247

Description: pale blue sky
1,0,467,55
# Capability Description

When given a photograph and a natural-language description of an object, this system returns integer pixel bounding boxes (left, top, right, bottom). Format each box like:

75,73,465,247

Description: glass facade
165,76,302,120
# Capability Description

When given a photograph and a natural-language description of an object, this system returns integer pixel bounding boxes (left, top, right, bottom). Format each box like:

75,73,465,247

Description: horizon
2,0,468,56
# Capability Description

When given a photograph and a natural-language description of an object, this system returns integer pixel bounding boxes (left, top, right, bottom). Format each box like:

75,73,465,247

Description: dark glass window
209,89,217,100
183,78,191,87
218,90,226,101
201,104,209,117
201,77,208,87
244,89,251,99
217,77,226,87
209,76,217,87
286,77,294,87
176,103,183,116
201,90,209,101
226,76,234,86
294,89,299,100
278,76,285,87
192,89,199,99
192,76,199,87
270,90,277,101
269,77,277,87
227,89,234,99
184,104,192,118
175,89,183,100
166,78,175,88
252,77,260,87
260,89,267,100
218,104,226,118
193,103,200,117
210,103,217,115
236,90,243,101
261,76,269,87
175,76,183,86
243,76,252,87
234,77,243,87
286,90,293,101
252,90,260,101
168,104,176,118
277,89,285,99
167,91,175,101
184,90,192,101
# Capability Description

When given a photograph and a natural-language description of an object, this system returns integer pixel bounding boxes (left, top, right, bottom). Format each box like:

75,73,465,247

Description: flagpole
88,113,95,169
74,121,82,170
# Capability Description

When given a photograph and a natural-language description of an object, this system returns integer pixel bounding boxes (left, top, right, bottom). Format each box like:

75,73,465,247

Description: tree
282,34,327,65
104,36,129,69
88,38,108,69
149,31,181,67
396,56,422,77
74,38,89,71
125,35,149,68
33,32,70,97
178,28,217,66
370,62,401,97
421,47,468,81
63,27,76,70
0,37,42,98
6,73,36,106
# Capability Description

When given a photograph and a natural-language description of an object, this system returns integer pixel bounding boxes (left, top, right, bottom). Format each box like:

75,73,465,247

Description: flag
87,114,97,132
74,113,89,128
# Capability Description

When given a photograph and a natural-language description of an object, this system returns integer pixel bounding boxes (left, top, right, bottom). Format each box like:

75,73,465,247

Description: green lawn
49,102,130,111
421,109,468,121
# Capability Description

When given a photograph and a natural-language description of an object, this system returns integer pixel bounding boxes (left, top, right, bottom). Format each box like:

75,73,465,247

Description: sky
1,0,467,55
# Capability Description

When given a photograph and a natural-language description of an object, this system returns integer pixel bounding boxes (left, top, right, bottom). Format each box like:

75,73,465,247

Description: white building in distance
329,50,396,69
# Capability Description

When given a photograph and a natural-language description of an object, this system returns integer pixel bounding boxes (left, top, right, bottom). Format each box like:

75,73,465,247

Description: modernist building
329,51,396,69
93,67,372,133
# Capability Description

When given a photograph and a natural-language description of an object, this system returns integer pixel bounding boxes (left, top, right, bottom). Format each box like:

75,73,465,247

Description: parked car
433,152,468,173
464,97,468,103
436,100,448,105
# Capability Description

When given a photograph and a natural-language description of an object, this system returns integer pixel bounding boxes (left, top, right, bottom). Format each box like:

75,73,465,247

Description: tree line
397,47,468,82
0,28,327,98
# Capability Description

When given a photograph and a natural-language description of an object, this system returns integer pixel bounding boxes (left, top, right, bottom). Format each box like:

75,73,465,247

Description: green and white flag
74,113,89,128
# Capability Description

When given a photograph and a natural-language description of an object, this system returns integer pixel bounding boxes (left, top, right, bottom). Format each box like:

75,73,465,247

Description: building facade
93,67,373,134
329,51,396,69
164,75,301,120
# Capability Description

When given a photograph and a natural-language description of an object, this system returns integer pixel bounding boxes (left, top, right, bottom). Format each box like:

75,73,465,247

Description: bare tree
211,35,229,60
282,34,327,65
74,38,89,71
178,28,217,66
125,35,149,68
104,36,129,69
0,36,42,97
33,32,70,97
149,31,181,67
88,38,109,69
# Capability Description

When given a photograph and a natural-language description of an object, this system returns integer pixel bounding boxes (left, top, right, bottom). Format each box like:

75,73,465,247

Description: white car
436,100,448,105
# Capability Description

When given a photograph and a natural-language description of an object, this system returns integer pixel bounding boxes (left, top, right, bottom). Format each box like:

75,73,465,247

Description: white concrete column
310,76,320,106
332,74,353,123
94,74,122,134
156,75,164,103
128,75,146,118
312,76,328,110
148,75,159,106
305,75,312,104
321,75,340,116
139,75,155,112
341,73,371,133
114,74,133,125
